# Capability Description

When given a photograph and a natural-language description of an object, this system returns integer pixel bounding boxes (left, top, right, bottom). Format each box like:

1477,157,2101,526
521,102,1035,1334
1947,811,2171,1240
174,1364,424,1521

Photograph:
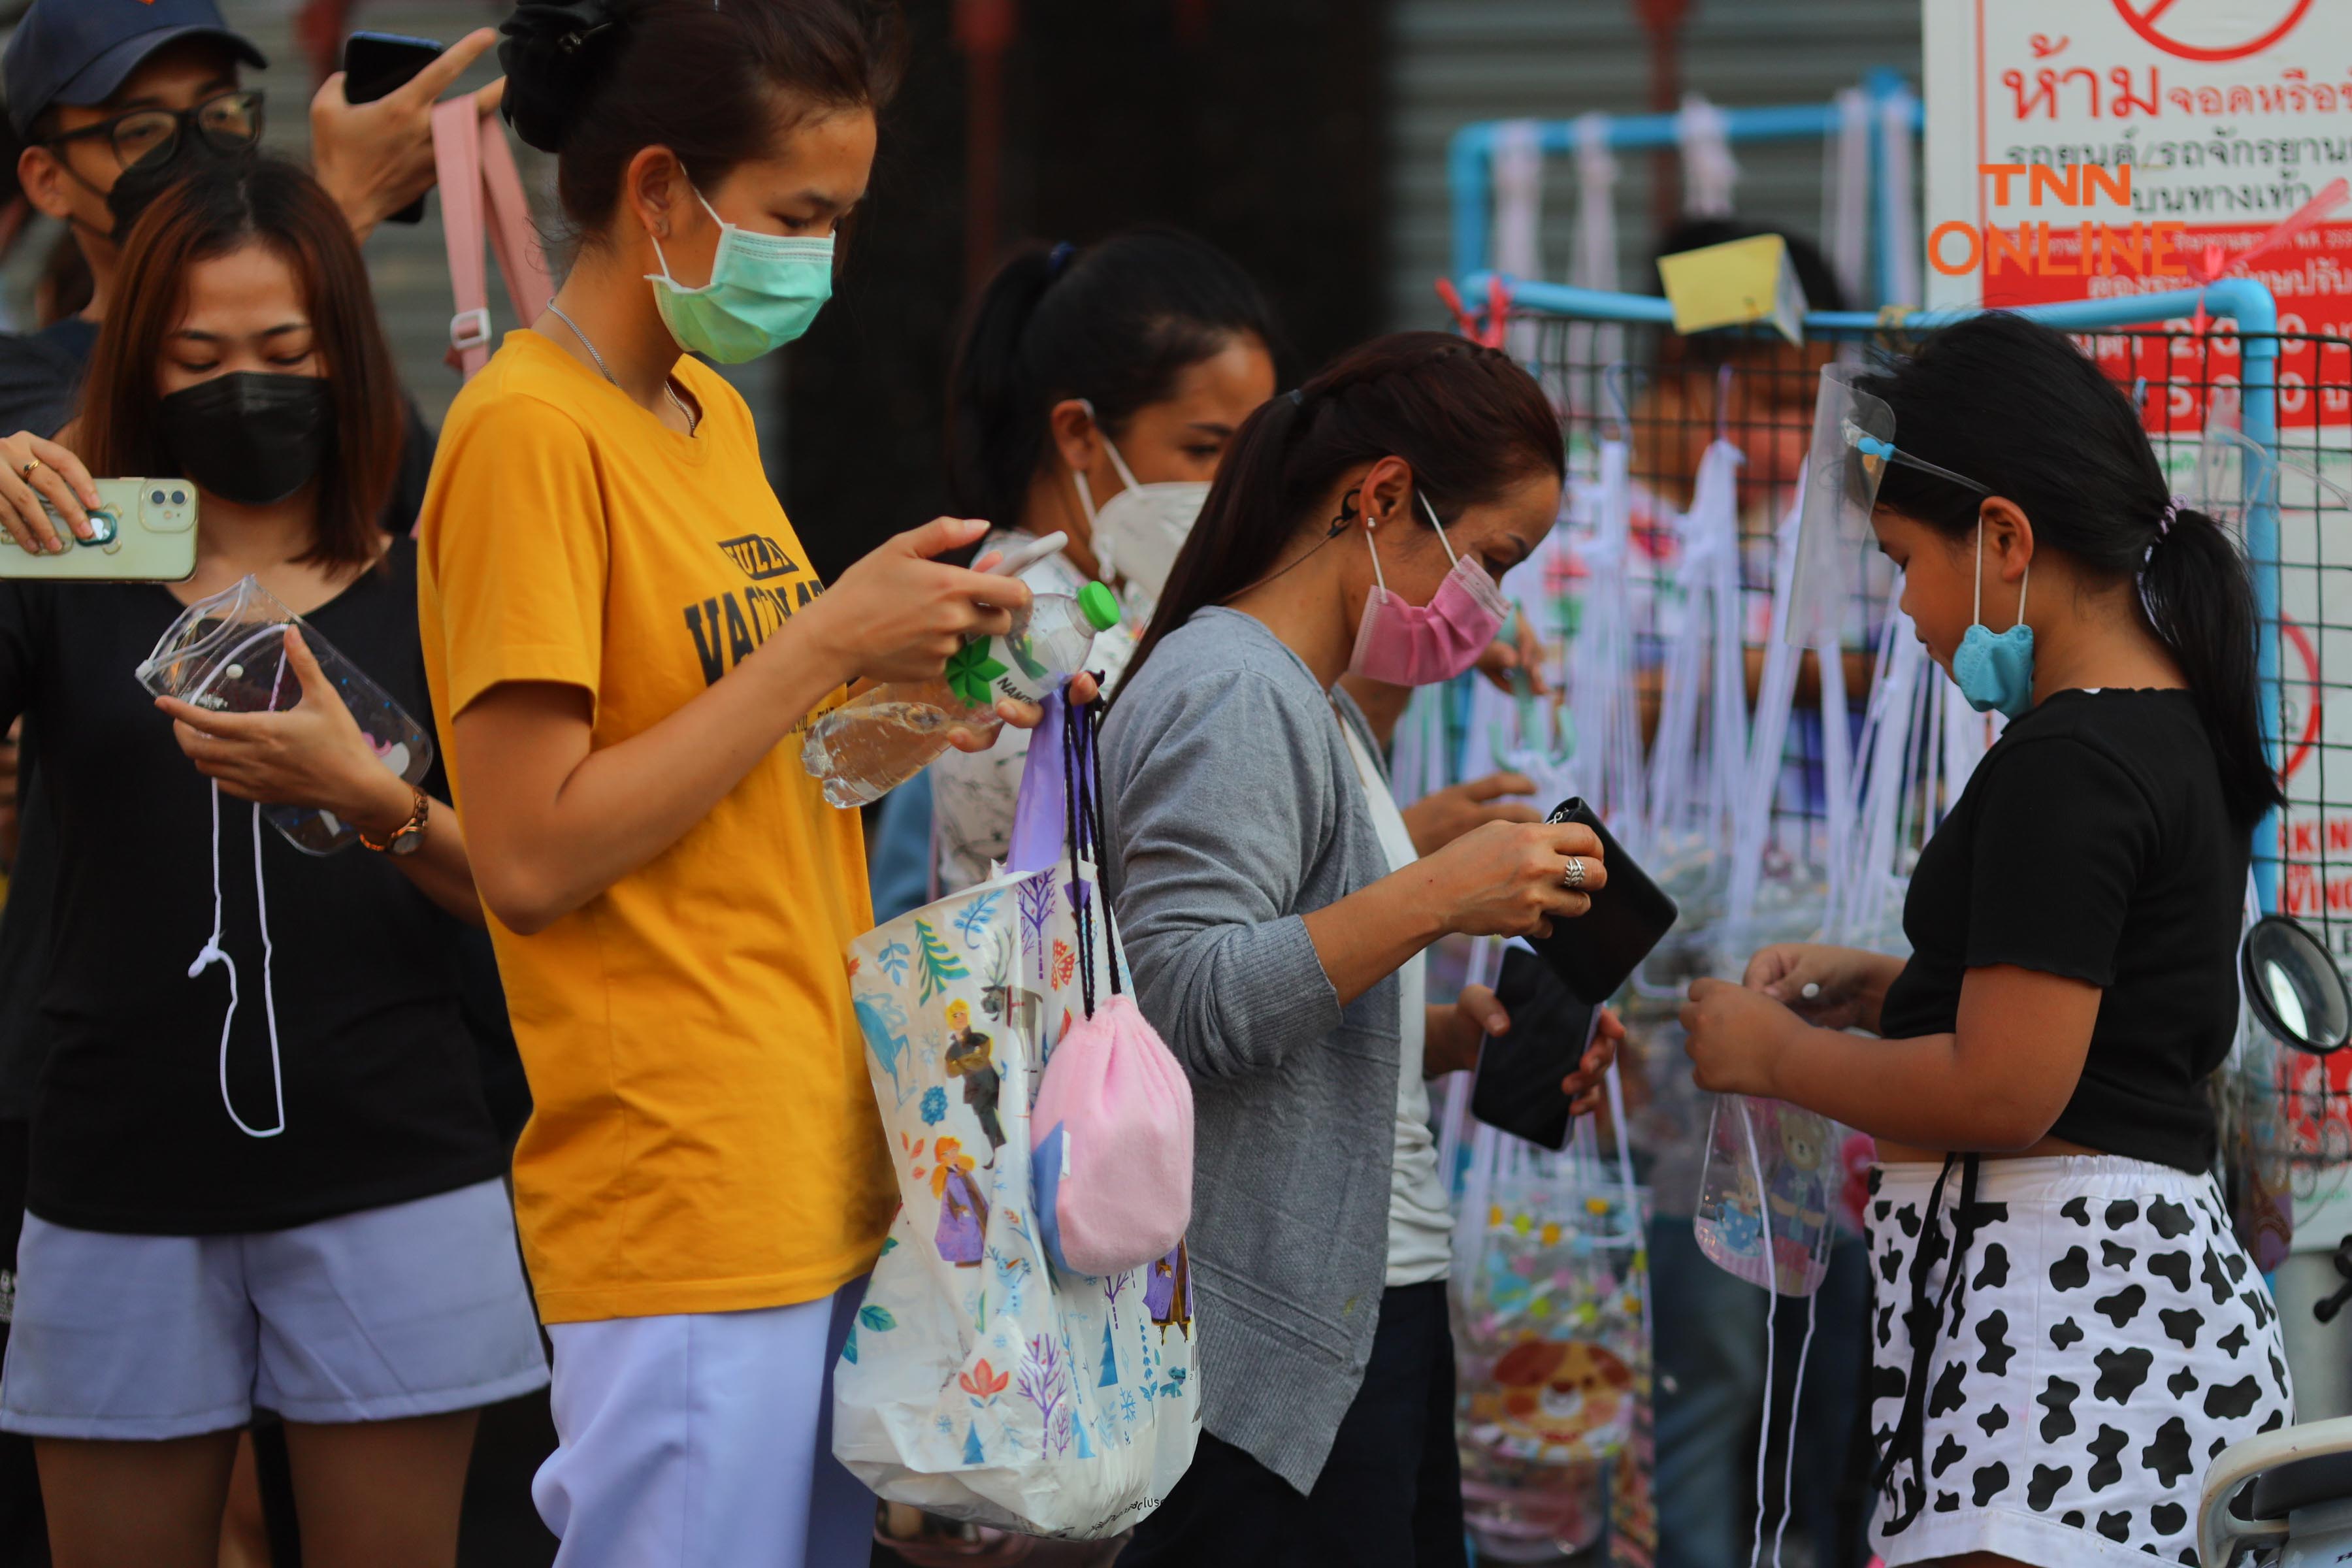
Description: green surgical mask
645,191,834,363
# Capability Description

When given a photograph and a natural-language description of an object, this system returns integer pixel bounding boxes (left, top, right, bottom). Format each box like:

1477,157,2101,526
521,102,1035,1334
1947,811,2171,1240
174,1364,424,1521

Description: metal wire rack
1475,273,2352,1186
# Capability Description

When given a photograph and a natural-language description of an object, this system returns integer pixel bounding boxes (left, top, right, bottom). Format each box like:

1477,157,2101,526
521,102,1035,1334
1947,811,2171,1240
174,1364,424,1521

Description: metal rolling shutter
1389,0,1921,326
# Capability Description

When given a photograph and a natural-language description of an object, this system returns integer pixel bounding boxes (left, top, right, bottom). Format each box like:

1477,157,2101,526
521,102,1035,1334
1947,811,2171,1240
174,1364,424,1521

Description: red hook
1434,275,1514,350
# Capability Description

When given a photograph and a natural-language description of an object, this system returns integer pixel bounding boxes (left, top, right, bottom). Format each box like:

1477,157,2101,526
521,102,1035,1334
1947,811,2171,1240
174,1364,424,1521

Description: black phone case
1522,796,1679,1005
1469,945,1597,1150
343,33,443,225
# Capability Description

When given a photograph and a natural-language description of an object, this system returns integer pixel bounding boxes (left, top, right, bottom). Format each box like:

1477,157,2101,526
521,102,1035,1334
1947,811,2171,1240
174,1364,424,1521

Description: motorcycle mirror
2242,914,2352,1055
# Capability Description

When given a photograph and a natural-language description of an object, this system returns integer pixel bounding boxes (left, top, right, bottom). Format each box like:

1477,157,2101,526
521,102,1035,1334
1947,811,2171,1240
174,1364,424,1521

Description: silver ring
1562,857,1587,891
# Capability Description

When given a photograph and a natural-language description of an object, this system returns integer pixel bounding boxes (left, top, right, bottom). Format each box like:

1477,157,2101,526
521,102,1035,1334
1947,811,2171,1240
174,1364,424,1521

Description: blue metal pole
1449,123,1495,285
1456,274,2261,338
1443,89,1929,293
2196,278,2287,913
1869,77,1920,308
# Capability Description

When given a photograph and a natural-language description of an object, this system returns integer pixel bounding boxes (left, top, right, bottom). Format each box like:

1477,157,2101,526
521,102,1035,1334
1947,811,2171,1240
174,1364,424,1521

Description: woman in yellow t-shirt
417,5,1055,1563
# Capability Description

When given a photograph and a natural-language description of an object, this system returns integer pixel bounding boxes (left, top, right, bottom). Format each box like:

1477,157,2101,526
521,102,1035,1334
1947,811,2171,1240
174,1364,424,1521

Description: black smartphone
1522,796,1680,1005
1470,945,1599,1150
342,32,444,225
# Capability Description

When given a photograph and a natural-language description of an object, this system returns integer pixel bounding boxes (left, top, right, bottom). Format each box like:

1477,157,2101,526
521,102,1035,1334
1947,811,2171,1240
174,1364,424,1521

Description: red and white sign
1923,1,2352,355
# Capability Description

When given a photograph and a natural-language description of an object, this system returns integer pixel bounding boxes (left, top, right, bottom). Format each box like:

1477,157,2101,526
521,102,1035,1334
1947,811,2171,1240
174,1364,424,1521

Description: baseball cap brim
18,25,267,138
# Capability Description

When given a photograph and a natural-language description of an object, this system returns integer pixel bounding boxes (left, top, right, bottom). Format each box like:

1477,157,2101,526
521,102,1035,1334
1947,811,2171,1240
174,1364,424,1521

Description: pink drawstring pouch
1009,693,1194,1278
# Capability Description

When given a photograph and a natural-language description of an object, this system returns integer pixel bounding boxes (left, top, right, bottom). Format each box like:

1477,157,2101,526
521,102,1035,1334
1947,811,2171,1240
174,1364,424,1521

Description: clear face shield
1787,363,1991,644
2185,425,2352,533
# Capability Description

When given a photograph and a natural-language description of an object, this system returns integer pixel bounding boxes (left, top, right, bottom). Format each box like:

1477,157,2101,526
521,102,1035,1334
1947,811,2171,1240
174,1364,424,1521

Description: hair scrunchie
500,0,632,153
2142,495,2184,568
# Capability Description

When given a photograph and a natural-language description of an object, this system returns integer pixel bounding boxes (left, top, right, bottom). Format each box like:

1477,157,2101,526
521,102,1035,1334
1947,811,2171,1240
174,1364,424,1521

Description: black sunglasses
41,90,265,171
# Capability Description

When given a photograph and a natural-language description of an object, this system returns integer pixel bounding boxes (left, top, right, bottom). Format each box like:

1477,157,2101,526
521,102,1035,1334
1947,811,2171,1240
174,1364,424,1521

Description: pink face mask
1346,493,1511,686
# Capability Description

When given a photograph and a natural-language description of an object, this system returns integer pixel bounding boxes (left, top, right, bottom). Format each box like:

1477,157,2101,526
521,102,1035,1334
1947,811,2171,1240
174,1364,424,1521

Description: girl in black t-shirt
1681,312,2291,1568
0,159,543,1565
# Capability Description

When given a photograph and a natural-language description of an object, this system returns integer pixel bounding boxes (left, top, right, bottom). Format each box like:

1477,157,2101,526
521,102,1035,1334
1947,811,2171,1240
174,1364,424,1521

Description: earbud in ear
1326,487,1362,538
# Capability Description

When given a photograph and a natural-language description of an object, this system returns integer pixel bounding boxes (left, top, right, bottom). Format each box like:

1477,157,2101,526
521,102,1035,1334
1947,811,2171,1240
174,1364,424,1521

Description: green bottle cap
1076,580,1122,633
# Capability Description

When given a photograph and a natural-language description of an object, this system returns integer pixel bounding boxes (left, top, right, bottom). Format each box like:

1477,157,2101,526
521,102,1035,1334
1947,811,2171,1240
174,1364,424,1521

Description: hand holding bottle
799,516,1034,689
801,551,1120,808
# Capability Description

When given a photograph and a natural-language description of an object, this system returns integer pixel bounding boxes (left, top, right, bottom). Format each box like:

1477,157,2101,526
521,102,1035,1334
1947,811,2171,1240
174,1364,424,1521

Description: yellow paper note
1656,233,1810,346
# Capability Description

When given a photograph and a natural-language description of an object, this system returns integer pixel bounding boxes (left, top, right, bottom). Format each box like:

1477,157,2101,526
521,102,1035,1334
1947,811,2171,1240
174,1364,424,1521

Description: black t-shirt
0,319,460,1124
1879,689,2249,1171
0,539,504,1233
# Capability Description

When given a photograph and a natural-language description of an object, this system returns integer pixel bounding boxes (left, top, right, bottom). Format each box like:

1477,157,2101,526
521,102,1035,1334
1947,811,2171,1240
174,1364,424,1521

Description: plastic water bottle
802,581,1121,808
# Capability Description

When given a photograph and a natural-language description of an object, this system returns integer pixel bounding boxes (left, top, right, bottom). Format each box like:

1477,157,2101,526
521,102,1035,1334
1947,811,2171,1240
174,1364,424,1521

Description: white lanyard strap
188,645,291,1139
191,782,286,1139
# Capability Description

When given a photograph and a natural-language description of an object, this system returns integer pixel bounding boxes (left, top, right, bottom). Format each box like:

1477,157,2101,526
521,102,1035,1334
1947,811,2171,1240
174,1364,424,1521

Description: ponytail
1122,331,1562,700
945,227,1277,533
1858,312,2283,828
945,246,1064,532
2138,506,2284,825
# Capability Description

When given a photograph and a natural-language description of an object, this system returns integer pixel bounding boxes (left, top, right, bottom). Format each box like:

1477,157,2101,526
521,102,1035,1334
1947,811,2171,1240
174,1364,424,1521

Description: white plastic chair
2200,1414,2352,1566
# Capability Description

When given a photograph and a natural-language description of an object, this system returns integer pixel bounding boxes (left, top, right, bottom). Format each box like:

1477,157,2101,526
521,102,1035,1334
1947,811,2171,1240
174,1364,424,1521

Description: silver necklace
547,302,696,431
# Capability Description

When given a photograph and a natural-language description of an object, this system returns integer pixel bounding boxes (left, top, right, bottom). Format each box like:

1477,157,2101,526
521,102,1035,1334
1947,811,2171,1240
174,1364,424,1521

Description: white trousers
534,1284,874,1568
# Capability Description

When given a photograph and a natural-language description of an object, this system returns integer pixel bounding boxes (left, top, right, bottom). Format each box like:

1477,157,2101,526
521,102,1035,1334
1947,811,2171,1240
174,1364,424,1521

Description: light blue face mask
1952,515,2035,719
645,191,834,364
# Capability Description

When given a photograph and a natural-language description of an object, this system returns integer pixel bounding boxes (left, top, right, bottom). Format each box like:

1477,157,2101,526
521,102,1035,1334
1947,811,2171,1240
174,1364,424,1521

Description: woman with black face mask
0,157,543,1565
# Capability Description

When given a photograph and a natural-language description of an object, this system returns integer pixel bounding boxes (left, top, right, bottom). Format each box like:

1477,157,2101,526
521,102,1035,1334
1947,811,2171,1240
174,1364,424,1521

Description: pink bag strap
433,97,555,381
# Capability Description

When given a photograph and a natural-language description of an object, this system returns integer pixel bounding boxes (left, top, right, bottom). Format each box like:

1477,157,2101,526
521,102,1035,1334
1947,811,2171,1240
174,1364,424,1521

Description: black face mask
157,374,333,507
104,138,257,240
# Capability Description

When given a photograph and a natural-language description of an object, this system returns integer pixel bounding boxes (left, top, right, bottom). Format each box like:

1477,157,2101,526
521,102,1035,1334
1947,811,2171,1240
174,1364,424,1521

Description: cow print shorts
1867,1155,2291,1567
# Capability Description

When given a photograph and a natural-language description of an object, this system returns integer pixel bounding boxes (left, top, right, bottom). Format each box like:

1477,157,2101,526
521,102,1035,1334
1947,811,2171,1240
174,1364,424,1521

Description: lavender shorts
0,1177,547,1439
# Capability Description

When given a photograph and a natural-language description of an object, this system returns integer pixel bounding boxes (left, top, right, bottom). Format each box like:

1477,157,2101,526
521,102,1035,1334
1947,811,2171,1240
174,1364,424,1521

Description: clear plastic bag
1448,999,1650,1469
1691,1094,1838,1296
137,576,433,855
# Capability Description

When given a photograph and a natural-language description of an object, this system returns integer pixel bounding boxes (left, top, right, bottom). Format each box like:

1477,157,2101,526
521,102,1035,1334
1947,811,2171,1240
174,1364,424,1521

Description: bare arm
451,517,1034,935
453,647,842,934
343,776,477,923
1682,964,2100,1151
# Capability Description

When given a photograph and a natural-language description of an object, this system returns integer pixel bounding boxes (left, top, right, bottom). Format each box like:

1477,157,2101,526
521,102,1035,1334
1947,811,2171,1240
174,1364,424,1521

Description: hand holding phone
1522,798,1678,1005
1470,947,1612,1149
319,29,498,236
5,480,199,582
340,33,446,226
1412,816,1603,943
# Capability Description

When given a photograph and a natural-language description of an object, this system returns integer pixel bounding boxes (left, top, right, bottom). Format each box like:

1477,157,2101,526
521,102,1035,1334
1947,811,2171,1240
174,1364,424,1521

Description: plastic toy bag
1692,1094,1840,1296
1449,1043,1650,1471
1443,1022,1651,1565
137,576,433,855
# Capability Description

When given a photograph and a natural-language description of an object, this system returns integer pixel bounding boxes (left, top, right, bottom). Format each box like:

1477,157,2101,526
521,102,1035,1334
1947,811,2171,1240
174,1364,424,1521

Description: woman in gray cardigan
1105,334,1624,1568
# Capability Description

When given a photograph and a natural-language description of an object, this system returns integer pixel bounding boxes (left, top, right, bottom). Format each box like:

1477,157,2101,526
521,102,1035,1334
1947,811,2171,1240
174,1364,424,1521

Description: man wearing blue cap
0,0,498,438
